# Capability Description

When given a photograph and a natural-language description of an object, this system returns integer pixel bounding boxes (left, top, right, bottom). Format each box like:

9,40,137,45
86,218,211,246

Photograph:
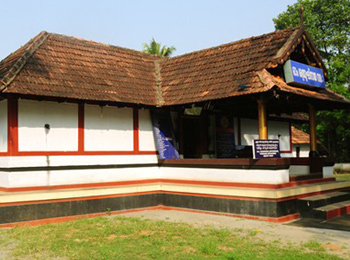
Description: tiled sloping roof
0,32,159,105
291,126,309,144
0,32,48,89
159,27,298,105
291,126,329,155
266,71,350,104
0,27,349,108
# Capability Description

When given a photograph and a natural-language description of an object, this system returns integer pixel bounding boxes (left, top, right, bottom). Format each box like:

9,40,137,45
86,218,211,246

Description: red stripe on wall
78,103,85,152
0,177,336,193
160,187,343,202
133,108,139,153
11,151,157,156
7,96,18,155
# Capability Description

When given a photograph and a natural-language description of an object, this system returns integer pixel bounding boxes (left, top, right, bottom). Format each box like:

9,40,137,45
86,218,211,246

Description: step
297,191,350,214
309,200,350,220
289,173,323,182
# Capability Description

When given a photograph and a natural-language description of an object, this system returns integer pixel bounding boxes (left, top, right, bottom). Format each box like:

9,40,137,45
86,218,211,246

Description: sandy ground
120,209,350,258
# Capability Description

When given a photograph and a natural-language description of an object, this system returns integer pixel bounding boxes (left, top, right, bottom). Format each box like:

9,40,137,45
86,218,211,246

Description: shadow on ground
287,214,350,232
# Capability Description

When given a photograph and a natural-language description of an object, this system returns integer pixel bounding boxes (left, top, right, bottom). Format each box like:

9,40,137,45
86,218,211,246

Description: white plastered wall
84,105,133,151
0,155,158,168
3,166,160,188
0,155,159,188
161,167,290,184
240,118,259,146
139,109,156,151
292,144,309,157
240,118,291,153
289,165,310,175
323,166,334,178
18,100,78,151
0,99,7,152
0,162,290,188
268,121,290,152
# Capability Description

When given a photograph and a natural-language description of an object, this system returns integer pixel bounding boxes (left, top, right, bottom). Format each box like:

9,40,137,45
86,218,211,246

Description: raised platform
1,178,349,226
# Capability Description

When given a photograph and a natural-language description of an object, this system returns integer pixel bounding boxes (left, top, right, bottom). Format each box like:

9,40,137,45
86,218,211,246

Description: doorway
180,115,207,158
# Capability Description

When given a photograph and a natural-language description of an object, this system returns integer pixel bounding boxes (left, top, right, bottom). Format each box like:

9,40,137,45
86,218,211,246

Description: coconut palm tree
143,38,176,57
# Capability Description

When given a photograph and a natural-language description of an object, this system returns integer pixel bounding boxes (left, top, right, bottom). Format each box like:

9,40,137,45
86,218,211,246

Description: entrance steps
297,191,350,220
290,173,324,182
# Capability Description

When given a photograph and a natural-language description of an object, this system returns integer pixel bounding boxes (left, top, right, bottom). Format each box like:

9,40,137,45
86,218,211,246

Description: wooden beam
301,41,313,65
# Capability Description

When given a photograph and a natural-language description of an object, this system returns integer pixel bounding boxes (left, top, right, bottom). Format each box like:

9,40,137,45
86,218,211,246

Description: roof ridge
256,69,277,90
154,59,164,106
167,27,299,61
270,26,304,64
47,32,159,59
268,26,328,76
268,26,308,69
0,31,49,92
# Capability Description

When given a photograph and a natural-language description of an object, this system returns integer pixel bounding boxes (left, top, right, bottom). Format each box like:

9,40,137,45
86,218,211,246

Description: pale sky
0,0,297,60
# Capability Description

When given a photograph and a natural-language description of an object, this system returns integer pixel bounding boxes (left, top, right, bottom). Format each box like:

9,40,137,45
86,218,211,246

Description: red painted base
326,204,350,221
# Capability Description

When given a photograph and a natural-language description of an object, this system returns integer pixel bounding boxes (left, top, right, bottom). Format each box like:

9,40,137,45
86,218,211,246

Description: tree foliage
143,38,176,57
274,0,350,162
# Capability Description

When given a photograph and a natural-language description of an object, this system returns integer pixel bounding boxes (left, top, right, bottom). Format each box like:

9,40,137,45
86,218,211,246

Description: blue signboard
253,140,280,159
150,110,180,159
215,115,236,158
283,60,326,88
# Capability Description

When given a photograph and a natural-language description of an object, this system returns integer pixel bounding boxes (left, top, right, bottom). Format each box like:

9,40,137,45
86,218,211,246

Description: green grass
335,173,350,181
0,216,346,260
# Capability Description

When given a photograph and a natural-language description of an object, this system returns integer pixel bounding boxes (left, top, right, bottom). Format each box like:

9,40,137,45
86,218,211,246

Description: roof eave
0,31,49,93
268,27,328,78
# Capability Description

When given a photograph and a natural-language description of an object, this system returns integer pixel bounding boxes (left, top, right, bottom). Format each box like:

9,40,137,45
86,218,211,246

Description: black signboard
253,139,280,159
215,115,235,158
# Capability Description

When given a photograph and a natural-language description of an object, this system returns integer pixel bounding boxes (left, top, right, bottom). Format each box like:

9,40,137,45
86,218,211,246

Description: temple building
0,26,349,225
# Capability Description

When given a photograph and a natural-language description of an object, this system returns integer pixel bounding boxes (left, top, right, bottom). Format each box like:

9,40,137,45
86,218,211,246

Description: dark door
181,116,203,158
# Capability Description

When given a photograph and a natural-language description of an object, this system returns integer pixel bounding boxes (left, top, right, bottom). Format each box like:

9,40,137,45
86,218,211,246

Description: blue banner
151,110,179,159
283,60,326,88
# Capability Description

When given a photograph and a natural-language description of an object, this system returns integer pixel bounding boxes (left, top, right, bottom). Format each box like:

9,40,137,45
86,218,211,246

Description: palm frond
142,38,176,57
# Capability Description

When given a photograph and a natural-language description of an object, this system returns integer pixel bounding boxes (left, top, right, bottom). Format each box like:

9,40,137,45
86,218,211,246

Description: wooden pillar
78,103,85,153
7,96,18,156
308,103,319,157
133,108,139,153
257,98,268,140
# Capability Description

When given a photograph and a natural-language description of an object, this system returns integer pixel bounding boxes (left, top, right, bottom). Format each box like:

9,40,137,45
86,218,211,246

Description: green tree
274,0,350,162
143,38,176,57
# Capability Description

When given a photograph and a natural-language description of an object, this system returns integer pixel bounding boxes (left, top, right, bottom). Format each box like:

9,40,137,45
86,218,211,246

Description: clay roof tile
0,27,349,108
